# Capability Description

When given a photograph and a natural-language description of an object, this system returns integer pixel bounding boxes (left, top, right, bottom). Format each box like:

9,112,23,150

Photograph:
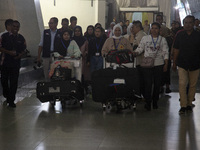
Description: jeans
90,56,103,73
178,67,200,107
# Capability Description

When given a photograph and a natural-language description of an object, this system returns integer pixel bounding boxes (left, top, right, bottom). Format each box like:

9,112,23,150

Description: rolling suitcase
91,67,140,111
36,79,84,107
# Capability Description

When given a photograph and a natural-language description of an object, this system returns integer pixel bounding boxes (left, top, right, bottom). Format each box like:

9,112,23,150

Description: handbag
140,36,162,68
140,57,155,68
106,49,134,64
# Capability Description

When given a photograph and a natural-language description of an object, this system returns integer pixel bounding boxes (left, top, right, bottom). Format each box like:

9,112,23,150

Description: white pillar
97,0,106,28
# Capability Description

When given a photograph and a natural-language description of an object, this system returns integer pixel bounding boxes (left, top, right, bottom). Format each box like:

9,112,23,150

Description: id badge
95,52,100,56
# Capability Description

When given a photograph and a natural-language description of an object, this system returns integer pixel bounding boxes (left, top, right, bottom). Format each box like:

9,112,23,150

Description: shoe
186,106,193,113
3,100,8,106
8,103,16,108
153,102,158,109
179,107,186,114
165,88,171,94
144,103,151,111
159,87,164,93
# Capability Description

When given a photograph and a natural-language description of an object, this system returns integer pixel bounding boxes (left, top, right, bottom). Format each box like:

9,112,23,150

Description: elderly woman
101,24,132,56
133,22,169,111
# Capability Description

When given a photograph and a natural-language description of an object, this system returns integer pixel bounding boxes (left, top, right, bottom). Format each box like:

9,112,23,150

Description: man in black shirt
173,15,200,114
0,20,26,107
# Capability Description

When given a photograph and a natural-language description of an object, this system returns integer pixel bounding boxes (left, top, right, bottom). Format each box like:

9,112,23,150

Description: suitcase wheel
132,103,137,110
102,103,106,111
79,100,84,107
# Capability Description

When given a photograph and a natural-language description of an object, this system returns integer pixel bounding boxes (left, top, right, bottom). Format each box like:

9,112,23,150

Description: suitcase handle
71,81,76,84
71,90,76,93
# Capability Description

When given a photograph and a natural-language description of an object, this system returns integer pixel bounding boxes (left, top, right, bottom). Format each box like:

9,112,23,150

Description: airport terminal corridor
0,67,200,150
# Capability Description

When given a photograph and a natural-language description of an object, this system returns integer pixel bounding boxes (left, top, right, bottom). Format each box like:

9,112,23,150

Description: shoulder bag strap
153,36,162,58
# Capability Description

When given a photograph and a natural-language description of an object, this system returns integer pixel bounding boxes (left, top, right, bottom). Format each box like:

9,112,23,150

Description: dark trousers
142,65,163,104
136,65,145,97
1,67,20,104
161,59,171,86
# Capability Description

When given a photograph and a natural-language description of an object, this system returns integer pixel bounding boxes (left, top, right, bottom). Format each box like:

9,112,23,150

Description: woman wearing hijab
107,22,116,38
73,26,86,49
101,24,133,56
73,26,91,91
84,25,95,42
124,23,134,46
133,22,169,111
87,27,107,73
52,30,81,81
54,29,81,58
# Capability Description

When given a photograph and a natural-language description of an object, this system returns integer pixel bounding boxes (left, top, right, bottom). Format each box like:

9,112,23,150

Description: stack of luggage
91,49,140,112
36,54,84,108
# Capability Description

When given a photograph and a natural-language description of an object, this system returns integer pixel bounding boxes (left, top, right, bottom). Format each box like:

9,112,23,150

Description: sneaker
186,106,193,113
179,107,186,114
165,88,172,94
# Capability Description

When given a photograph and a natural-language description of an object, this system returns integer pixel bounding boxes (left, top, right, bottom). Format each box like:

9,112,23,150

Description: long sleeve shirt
101,37,132,56
135,35,169,66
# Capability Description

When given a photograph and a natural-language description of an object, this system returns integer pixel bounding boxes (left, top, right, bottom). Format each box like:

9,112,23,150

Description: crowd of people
0,15,200,115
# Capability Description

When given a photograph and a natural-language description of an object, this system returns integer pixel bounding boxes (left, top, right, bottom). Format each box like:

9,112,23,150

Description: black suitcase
36,79,84,103
91,67,140,103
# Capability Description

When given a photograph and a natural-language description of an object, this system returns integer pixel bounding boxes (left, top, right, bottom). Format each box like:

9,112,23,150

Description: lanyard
113,38,121,50
95,37,102,52
61,39,71,51
151,35,159,50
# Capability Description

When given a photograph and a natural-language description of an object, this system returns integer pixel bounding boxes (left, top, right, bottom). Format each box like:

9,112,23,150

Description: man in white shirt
37,17,61,81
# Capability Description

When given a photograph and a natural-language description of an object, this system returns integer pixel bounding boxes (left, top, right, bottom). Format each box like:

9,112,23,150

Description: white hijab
127,23,133,35
112,24,123,39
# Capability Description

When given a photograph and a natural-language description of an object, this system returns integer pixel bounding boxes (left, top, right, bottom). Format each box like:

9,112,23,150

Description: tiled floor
0,83,200,150
0,67,200,150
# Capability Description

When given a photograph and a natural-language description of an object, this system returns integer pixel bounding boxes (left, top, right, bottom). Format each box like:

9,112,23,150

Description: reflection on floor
0,89,200,150
0,61,200,150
